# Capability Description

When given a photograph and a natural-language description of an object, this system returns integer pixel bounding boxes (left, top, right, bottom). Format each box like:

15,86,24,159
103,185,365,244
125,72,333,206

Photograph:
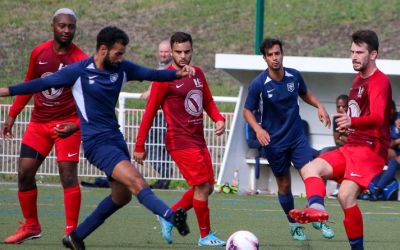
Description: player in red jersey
1,8,87,244
134,32,226,247
289,30,392,250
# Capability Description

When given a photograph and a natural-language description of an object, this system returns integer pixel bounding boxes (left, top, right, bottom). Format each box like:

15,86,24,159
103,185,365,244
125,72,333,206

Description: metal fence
0,93,237,181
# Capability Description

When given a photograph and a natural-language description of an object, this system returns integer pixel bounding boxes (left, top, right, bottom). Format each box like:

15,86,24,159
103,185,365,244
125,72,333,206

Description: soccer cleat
62,231,85,250
289,207,329,224
172,208,190,236
4,222,42,244
289,223,307,241
312,222,335,239
157,215,173,244
198,231,226,247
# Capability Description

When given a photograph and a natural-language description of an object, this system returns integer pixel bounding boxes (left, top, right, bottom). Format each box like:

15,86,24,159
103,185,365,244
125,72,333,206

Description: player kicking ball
290,30,392,250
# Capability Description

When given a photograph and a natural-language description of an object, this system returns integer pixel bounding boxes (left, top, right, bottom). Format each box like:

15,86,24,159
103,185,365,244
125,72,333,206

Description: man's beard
104,55,120,70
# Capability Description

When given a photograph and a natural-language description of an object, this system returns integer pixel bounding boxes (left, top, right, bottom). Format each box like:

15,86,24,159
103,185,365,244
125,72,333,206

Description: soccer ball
226,230,259,250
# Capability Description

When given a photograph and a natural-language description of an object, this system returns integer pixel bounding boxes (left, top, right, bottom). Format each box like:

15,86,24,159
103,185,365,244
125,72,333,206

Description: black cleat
62,231,85,250
172,208,190,236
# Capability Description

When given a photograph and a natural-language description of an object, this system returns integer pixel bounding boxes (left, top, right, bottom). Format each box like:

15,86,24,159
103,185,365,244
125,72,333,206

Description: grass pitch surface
1,183,399,249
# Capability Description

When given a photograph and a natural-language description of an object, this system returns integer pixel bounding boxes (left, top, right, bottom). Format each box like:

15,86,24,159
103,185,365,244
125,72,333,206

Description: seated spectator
320,94,349,198
369,100,400,200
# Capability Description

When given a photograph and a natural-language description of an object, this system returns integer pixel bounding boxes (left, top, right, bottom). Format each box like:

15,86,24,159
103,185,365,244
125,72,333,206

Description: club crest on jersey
287,82,295,92
110,73,118,83
184,89,203,116
193,78,203,87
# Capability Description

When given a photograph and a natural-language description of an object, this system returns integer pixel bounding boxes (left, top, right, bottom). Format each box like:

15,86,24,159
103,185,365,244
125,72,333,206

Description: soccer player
243,38,334,241
0,26,194,250
289,30,392,250
2,8,87,244
134,32,226,247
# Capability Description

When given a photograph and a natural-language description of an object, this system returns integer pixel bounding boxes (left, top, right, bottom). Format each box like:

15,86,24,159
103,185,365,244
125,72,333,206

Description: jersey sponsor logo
38,61,48,65
350,172,362,177
110,73,118,83
67,152,78,157
184,89,203,117
287,82,295,92
193,78,203,87
176,83,184,88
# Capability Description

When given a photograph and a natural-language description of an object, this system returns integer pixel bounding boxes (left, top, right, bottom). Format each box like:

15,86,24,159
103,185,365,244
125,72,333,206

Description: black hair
259,38,283,56
336,94,349,102
352,30,379,53
96,26,129,51
170,32,192,47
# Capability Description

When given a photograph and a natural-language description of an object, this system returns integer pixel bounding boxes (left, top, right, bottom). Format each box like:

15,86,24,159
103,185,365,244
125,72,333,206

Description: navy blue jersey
9,57,177,139
244,67,308,146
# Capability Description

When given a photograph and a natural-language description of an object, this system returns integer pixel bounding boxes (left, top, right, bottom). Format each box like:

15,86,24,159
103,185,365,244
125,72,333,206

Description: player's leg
63,180,130,249
289,149,340,224
337,180,364,250
55,126,81,235
111,160,189,236
291,137,335,239
4,123,52,244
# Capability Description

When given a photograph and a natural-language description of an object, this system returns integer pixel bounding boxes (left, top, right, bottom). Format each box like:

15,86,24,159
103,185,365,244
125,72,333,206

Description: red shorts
169,148,215,186
22,117,81,162
319,145,385,189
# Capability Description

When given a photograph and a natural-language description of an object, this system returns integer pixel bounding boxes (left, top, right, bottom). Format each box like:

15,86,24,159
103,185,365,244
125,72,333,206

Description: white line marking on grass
363,212,400,215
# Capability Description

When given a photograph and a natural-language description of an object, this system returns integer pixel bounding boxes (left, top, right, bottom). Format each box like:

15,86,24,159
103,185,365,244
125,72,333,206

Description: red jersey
8,40,87,122
135,65,225,152
346,69,392,160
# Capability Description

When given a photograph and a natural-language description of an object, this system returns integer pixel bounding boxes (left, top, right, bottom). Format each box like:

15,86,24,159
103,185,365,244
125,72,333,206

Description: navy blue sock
75,195,123,240
278,193,295,223
377,160,398,190
137,187,174,222
349,236,364,250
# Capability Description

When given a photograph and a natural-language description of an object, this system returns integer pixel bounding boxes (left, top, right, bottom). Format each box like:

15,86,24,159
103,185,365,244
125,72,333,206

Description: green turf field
1,183,399,249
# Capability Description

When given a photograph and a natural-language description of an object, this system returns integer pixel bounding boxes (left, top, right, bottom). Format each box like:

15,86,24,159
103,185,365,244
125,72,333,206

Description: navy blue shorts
261,134,313,177
83,132,131,177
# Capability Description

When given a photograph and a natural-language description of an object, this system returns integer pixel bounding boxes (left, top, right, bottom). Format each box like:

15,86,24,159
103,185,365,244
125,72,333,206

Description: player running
134,32,226,247
243,38,334,241
2,8,87,244
289,30,392,250
0,26,194,250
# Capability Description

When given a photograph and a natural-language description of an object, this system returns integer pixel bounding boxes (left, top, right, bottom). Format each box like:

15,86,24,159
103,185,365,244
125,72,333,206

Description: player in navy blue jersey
0,26,194,250
243,38,333,241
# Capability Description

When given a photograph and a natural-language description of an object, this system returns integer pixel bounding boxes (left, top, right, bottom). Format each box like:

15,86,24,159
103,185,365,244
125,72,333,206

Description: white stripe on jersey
72,77,89,122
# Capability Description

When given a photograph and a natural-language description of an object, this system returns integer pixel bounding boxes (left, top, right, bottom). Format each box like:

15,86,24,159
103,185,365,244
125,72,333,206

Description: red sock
18,188,39,226
193,198,210,238
304,177,326,200
63,185,81,234
172,188,194,212
343,204,363,240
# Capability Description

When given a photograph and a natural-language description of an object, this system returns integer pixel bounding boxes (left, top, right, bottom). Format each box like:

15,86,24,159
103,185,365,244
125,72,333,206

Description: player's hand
256,128,270,146
334,112,351,132
1,116,15,140
318,107,331,129
176,65,195,78
134,151,146,165
0,87,10,97
215,120,225,136
54,122,79,138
